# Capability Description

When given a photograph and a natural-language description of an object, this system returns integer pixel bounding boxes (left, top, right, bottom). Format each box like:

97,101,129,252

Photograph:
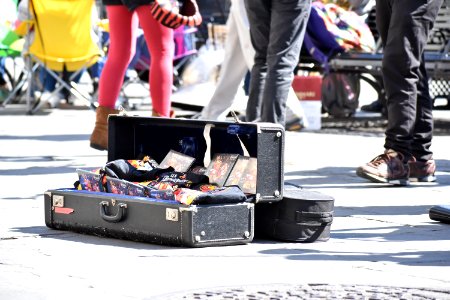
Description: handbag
150,0,202,29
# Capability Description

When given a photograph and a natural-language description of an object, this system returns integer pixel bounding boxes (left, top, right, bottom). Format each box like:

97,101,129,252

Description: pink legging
99,5,174,116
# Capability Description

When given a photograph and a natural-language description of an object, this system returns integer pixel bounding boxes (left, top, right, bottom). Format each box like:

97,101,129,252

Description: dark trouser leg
245,0,270,123
412,56,434,161
377,0,442,161
245,0,311,126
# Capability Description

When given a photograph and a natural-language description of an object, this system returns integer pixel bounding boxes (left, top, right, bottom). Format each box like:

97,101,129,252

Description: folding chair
0,0,27,107
0,23,27,106
22,0,102,114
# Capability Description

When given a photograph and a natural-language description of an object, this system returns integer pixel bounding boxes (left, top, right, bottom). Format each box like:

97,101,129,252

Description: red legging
98,5,174,116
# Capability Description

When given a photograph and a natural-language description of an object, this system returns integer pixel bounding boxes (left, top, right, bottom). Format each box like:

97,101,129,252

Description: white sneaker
40,92,62,108
286,93,309,129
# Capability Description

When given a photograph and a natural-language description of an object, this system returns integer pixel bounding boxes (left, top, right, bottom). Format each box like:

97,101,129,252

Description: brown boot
90,106,119,151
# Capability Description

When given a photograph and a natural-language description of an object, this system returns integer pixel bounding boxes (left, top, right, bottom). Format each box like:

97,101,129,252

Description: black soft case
429,205,450,224
255,185,335,242
44,116,285,247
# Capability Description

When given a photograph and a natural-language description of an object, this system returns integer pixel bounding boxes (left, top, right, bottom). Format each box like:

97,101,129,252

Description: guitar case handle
99,201,127,223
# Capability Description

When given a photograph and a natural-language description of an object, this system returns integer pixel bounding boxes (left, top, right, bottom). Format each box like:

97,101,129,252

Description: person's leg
380,0,442,161
244,0,270,122
200,7,250,120
136,5,174,117
356,0,442,185
356,0,409,185
239,0,306,127
97,5,137,109
408,0,443,182
91,5,137,150
38,67,65,107
39,67,57,92
260,0,311,126
243,71,251,96
411,55,434,161
60,69,84,101
410,0,443,162
233,0,255,70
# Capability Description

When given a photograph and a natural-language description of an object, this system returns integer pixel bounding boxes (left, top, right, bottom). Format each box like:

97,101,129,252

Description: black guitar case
255,184,334,242
429,205,450,224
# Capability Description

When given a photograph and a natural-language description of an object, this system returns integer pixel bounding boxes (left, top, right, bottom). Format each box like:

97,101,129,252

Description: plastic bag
181,44,224,86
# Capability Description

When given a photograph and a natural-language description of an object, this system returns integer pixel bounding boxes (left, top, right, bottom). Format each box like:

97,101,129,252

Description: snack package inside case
76,169,104,192
127,156,159,170
105,177,129,195
106,177,175,200
147,171,209,191
175,186,248,205
73,149,254,205
104,158,173,182
128,181,175,200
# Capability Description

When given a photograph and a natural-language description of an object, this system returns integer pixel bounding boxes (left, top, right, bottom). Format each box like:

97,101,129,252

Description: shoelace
370,154,391,166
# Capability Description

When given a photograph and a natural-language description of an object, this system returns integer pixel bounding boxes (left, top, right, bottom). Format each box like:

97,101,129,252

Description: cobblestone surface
162,284,450,300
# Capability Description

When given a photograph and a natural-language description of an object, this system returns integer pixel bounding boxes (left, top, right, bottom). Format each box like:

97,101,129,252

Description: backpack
321,72,360,117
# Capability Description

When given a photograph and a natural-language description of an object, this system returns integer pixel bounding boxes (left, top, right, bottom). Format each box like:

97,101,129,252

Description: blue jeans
0,58,7,86
245,0,311,126
377,0,443,161
39,67,83,99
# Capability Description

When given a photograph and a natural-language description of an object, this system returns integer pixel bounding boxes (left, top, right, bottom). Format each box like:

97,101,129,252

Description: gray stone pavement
1,98,450,300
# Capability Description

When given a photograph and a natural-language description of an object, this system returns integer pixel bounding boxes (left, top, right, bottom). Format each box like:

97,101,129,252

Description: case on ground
429,205,450,224
254,184,334,242
45,189,254,247
44,115,285,247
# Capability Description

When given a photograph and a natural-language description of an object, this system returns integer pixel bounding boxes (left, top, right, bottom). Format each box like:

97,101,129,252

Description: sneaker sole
409,175,437,183
356,168,410,186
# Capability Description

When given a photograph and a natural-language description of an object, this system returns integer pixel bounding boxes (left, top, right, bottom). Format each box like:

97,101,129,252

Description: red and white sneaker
408,157,436,182
356,149,410,186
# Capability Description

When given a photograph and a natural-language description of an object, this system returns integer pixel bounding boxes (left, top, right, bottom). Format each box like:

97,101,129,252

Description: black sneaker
361,100,384,113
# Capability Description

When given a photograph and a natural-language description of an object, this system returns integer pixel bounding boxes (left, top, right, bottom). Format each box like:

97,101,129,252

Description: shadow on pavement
0,164,100,176
334,205,440,217
0,134,90,142
285,158,450,188
10,225,173,250
257,246,450,267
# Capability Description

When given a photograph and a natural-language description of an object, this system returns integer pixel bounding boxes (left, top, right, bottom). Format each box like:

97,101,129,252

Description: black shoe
361,100,384,113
